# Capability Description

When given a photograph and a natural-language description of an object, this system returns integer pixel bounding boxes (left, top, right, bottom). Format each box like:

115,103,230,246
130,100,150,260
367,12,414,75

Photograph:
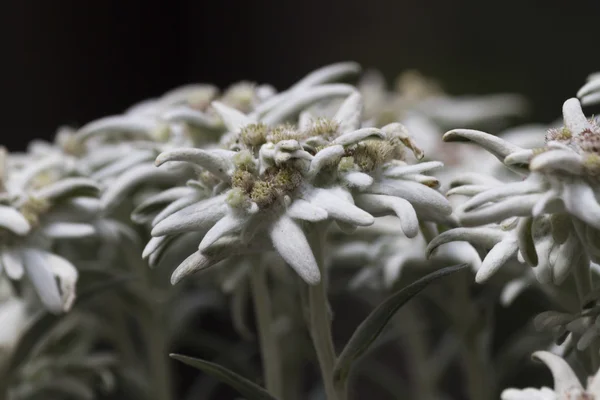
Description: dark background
4,0,600,151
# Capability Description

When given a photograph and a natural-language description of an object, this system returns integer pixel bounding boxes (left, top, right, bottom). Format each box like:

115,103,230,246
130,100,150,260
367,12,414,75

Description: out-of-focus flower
501,351,600,399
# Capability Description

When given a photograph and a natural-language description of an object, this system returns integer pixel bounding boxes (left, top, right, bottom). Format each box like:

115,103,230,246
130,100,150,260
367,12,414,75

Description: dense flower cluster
7,61,600,399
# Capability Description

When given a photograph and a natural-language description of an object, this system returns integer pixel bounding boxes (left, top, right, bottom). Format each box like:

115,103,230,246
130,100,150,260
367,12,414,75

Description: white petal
577,78,600,98
286,199,328,222
290,62,361,90
45,252,78,312
333,91,363,133
331,127,384,146
369,180,452,220
383,161,444,178
308,188,374,226
151,196,228,236
0,205,30,235
170,251,217,285
446,185,491,197
155,148,235,181
354,194,418,237
34,177,100,201
101,164,174,211
529,150,583,175
132,186,196,223
500,278,530,306
341,171,373,189
42,222,96,239
78,115,155,141
151,192,206,225
308,145,345,177
162,107,219,129
581,92,600,106
563,182,600,230
459,194,539,226
269,215,320,284
210,101,256,132
1,248,24,280
532,351,583,395
443,129,523,164
562,98,590,134
91,150,156,181
262,84,356,125
462,177,544,212
475,238,519,283
426,227,505,258
198,214,247,251
22,248,63,314
143,236,169,259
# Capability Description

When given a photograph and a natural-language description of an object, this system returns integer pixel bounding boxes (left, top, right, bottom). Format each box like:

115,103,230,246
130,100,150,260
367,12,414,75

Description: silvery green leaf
155,148,235,181
0,205,30,235
170,354,280,400
151,195,227,237
34,177,100,201
42,222,96,239
354,194,418,238
142,235,170,259
1,247,24,280
308,188,374,226
269,214,320,285
22,248,63,314
333,264,468,386
261,84,356,125
211,101,256,132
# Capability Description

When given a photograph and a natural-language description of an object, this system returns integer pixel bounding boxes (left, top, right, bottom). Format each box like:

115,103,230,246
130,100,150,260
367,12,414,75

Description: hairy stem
306,224,343,400
249,262,283,398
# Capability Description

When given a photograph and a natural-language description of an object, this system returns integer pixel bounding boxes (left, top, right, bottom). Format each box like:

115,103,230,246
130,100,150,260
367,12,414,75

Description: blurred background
4,0,600,151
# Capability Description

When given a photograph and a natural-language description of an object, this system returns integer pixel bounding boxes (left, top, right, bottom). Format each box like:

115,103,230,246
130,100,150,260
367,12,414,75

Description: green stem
249,263,283,398
306,224,343,400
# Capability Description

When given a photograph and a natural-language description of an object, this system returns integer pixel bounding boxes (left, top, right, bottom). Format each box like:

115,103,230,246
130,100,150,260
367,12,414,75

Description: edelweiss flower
428,98,600,283
0,148,99,313
501,351,600,399
144,85,451,285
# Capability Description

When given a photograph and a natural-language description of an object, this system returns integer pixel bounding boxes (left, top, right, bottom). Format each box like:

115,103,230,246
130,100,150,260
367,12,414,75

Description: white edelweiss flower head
501,351,600,399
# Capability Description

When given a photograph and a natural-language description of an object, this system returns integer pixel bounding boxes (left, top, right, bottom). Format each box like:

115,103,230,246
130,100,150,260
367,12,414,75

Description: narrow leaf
170,354,280,400
333,263,468,384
